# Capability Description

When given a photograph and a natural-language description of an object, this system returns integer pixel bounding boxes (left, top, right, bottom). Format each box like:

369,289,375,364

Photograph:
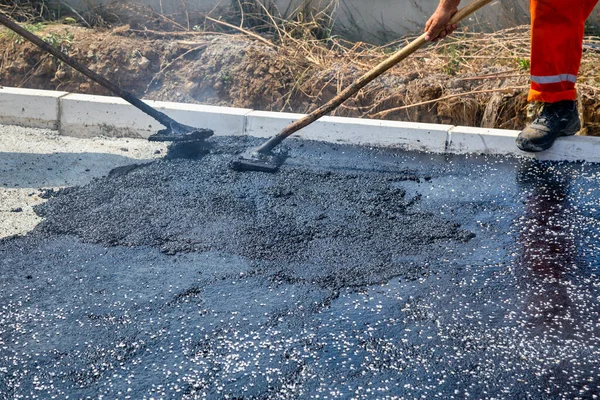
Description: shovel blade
230,148,287,173
148,121,214,142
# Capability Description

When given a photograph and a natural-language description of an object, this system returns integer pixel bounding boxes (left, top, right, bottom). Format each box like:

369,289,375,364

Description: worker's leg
528,0,598,102
517,0,599,152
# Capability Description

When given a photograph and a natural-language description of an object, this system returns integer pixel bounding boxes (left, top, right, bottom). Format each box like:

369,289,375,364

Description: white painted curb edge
1,87,600,163
0,87,68,129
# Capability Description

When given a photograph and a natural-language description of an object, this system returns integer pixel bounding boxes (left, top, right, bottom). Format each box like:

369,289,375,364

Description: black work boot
516,100,580,152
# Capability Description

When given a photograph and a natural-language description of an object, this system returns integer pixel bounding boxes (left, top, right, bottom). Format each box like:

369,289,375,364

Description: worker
425,0,597,152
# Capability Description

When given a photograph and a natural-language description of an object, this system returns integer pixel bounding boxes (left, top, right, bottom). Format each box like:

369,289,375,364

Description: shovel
231,0,494,172
0,11,213,142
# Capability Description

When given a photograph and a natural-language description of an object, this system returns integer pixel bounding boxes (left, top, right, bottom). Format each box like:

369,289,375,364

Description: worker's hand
425,5,459,42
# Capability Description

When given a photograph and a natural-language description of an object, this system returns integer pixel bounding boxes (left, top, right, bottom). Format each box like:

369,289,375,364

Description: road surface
1,130,600,399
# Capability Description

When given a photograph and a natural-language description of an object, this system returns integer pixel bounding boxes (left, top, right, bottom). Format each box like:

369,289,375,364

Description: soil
5,23,599,134
2,137,600,398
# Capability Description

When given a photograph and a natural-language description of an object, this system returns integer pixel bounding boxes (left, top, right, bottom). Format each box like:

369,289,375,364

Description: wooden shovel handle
257,0,495,153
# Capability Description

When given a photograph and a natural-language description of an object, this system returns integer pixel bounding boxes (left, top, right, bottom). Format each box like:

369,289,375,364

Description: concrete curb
60,93,252,139
447,126,600,163
245,111,451,153
2,87,600,163
0,87,68,129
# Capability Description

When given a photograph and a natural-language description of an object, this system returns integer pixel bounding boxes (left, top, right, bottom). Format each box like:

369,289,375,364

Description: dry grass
228,18,600,132
233,23,534,127
4,0,600,132
185,0,600,131
0,0,52,22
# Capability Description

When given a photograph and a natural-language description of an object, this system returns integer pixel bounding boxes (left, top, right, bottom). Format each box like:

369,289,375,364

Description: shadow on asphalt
0,151,153,188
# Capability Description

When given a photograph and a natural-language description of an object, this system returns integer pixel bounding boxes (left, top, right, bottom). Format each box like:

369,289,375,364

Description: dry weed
4,1,600,132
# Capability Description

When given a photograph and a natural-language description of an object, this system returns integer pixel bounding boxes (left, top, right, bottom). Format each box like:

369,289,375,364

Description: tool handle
257,0,494,153
0,11,176,129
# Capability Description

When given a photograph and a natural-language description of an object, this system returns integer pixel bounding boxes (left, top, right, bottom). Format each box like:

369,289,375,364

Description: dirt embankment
2,24,600,134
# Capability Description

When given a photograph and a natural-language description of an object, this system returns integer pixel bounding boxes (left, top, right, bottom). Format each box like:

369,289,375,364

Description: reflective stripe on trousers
530,74,577,85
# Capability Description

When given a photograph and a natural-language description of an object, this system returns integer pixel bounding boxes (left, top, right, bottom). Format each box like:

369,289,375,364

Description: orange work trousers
529,0,598,103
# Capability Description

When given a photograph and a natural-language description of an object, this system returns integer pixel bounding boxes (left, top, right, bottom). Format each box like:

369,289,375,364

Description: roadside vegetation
2,0,600,134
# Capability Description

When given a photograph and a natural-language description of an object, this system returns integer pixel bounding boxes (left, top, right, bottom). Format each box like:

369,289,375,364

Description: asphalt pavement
2,134,600,399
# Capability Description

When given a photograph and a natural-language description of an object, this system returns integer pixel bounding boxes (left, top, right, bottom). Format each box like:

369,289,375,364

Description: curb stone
1,87,599,163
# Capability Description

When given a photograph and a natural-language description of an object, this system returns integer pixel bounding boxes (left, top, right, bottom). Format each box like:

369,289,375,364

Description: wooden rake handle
257,0,495,153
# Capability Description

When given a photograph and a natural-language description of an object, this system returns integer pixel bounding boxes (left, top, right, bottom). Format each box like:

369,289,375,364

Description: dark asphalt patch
2,136,600,399
33,138,473,288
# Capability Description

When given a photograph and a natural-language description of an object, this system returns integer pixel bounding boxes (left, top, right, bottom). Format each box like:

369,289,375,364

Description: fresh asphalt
1,136,600,399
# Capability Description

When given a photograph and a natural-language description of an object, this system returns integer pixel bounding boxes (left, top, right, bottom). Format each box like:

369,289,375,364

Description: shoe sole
516,121,581,153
